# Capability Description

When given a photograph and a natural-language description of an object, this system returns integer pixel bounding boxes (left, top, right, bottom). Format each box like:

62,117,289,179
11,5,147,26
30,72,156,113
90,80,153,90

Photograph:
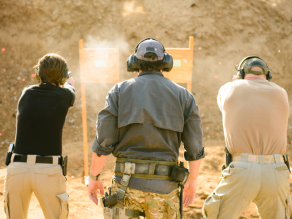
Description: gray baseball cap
135,39,165,61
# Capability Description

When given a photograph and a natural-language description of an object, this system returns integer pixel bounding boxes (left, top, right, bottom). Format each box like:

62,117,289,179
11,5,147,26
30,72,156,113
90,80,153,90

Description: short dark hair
137,59,164,71
34,54,67,86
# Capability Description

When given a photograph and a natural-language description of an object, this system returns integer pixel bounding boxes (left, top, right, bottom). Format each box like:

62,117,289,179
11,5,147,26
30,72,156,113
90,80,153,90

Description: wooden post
78,39,120,185
188,36,194,93
115,45,119,82
189,36,194,50
79,40,89,185
81,82,89,184
164,36,194,93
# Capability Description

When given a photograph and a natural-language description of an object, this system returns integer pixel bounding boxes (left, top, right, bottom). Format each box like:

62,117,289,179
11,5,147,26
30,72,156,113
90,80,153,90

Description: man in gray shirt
88,38,204,218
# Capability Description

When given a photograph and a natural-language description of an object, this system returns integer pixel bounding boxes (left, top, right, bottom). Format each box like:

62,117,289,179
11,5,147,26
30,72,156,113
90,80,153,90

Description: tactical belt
114,158,177,181
232,154,285,163
114,158,178,216
13,154,63,165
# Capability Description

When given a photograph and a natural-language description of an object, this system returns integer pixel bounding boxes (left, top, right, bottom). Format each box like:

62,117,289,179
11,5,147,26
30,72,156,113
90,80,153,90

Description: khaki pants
203,154,292,219
3,156,69,219
111,181,180,219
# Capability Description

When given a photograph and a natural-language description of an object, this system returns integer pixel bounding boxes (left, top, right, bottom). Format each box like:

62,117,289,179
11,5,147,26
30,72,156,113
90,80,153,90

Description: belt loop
113,162,116,172
259,155,264,165
240,153,248,162
149,163,156,175
53,156,59,165
11,153,16,163
120,163,125,173
27,155,37,165
273,154,281,164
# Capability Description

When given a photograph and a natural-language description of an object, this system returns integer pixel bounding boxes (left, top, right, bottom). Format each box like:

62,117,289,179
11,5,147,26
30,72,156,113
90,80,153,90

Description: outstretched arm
88,153,108,205
183,159,201,207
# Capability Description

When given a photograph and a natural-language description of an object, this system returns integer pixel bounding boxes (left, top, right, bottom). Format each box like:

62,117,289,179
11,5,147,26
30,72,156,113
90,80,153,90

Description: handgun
225,147,232,167
284,155,290,173
5,143,14,166
62,156,68,176
103,193,120,208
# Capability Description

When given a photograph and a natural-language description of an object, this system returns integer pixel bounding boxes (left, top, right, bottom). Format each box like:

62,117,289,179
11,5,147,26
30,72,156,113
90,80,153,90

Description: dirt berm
0,0,292,218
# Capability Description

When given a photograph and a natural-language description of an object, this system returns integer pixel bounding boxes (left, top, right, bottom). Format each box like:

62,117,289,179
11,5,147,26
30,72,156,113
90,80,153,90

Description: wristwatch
90,172,101,181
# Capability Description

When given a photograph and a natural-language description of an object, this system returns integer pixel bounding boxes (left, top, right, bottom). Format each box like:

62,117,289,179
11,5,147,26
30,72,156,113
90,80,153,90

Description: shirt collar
137,70,164,77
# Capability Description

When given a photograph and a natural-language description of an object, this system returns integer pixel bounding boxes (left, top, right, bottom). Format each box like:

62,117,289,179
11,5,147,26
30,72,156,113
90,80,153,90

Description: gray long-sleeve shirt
92,71,204,194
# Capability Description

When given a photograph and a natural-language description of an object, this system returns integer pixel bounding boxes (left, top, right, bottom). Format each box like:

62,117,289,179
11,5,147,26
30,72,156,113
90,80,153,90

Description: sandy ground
1,140,291,219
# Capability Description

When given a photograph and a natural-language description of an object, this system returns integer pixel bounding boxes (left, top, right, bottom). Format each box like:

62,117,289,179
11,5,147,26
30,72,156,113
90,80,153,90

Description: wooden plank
164,36,194,92
80,82,89,180
79,40,119,83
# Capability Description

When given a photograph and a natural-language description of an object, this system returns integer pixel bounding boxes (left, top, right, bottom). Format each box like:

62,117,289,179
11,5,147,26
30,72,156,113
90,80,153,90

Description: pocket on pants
285,194,292,219
203,193,222,219
33,166,63,193
7,165,28,175
274,163,290,180
5,165,28,191
56,193,69,219
165,199,180,219
223,161,247,175
4,192,10,219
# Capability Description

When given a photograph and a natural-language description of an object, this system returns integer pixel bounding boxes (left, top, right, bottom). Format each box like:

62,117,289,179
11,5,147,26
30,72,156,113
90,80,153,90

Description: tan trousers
203,154,292,219
3,155,69,219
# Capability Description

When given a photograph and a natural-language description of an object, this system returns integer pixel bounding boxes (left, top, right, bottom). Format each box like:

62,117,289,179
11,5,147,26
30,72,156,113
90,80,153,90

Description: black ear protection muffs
127,55,139,72
36,65,69,85
236,56,272,81
127,38,173,72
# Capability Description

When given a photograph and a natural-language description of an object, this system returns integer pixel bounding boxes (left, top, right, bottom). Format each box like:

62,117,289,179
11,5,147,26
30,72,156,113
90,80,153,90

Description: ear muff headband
237,56,272,80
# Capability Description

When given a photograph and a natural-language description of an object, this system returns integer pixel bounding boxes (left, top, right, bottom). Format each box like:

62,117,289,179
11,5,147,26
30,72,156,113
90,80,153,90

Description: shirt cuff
184,147,205,161
91,137,114,157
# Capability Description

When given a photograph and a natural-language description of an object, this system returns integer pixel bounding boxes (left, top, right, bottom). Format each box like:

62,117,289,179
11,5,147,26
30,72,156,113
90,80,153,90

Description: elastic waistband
232,153,284,163
12,154,62,165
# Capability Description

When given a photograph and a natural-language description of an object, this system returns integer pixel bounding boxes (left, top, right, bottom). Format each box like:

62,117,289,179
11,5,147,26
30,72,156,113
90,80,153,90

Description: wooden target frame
79,39,119,184
164,36,194,92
